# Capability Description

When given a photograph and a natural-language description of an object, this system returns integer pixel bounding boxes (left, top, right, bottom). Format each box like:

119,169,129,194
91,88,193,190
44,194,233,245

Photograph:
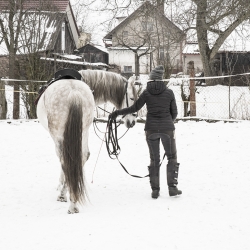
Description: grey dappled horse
37,71,138,213
37,79,95,213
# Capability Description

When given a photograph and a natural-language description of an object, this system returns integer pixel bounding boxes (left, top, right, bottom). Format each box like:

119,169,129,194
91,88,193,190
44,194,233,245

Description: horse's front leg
57,169,68,202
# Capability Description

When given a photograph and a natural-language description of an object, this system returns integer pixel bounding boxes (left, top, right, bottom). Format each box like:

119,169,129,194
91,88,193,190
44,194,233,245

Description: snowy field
0,119,250,250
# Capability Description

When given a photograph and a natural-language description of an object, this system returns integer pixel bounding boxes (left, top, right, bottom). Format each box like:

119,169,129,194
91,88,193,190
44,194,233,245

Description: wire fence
1,75,250,120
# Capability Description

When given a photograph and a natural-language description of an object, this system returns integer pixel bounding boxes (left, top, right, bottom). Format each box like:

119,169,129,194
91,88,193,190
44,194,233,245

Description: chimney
156,0,164,15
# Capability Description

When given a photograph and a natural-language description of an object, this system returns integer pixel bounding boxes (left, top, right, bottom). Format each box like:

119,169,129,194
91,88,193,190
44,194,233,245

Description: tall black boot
167,161,182,196
148,166,160,199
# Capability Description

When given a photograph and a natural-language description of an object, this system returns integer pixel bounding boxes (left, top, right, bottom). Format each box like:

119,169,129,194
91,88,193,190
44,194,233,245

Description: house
0,0,79,78
76,43,109,66
103,1,185,77
183,25,250,85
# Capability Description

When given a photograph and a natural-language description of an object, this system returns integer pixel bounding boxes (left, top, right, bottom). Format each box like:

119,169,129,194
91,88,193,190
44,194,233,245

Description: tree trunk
135,53,140,78
196,1,213,85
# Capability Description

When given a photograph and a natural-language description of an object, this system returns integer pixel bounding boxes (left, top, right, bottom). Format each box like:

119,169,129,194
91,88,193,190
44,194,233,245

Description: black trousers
146,130,177,169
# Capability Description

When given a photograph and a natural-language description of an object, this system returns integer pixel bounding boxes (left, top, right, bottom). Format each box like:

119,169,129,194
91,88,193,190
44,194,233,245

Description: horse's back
37,79,95,133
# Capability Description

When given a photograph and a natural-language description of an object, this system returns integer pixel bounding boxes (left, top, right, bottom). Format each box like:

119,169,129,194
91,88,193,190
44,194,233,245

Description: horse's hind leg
68,200,79,214
57,169,68,202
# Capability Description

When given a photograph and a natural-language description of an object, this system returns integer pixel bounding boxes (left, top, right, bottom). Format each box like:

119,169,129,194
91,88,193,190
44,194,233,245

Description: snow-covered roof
0,0,70,12
57,54,82,60
107,46,153,50
94,45,109,54
40,57,110,68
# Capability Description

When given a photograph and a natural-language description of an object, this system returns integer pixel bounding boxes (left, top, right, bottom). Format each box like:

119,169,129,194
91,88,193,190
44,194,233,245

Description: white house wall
108,48,150,74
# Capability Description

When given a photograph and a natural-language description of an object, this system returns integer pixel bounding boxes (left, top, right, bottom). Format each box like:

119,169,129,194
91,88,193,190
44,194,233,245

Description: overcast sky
70,0,113,45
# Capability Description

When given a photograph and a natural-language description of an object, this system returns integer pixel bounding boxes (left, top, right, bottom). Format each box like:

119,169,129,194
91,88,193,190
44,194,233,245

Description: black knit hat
149,65,164,80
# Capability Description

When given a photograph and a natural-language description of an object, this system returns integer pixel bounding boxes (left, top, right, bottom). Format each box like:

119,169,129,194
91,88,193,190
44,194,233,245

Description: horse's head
121,75,138,128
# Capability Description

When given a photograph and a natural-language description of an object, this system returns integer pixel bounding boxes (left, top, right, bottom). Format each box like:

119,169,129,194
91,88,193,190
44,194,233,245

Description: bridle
122,79,138,119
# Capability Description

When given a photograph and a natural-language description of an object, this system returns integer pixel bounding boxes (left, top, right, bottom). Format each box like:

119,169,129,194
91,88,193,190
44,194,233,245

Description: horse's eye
130,98,134,101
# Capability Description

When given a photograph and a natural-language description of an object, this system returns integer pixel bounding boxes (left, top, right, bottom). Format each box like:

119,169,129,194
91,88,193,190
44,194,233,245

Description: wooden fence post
0,80,7,119
187,61,196,116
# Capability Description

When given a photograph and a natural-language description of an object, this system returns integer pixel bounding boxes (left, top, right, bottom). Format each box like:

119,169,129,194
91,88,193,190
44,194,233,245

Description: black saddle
54,68,82,80
35,68,82,105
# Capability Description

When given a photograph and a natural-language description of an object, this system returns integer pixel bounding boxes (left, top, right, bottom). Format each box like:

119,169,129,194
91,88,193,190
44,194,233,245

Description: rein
105,116,149,179
94,77,146,178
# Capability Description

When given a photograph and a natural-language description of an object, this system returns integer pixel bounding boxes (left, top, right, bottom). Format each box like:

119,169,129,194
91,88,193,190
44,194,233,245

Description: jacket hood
147,80,166,95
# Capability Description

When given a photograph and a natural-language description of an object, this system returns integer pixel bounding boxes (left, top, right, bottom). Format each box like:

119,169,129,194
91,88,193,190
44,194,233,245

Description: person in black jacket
109,65,182,199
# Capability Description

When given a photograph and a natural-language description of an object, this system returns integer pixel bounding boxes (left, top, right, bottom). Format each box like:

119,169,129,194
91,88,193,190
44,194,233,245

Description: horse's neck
94,96,119,109
81,70,124,108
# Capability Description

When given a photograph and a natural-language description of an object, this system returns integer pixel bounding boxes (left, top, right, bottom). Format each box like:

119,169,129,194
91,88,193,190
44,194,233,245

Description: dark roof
104,1,184,40
78,44,108,54
0,0,69,12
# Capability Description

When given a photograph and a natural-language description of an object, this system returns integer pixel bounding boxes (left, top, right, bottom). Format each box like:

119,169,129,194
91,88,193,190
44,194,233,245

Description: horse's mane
78,70,129,108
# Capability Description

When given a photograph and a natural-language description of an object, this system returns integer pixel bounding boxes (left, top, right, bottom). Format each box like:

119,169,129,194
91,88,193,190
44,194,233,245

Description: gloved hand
109,110,119,120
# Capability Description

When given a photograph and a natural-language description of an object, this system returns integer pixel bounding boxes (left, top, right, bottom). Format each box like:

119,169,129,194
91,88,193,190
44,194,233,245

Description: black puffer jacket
116,80,178,131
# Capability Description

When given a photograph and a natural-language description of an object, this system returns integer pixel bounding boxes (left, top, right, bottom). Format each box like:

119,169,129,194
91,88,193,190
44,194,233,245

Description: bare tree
169,0,250,84
0,0,26,119
0,0,70,119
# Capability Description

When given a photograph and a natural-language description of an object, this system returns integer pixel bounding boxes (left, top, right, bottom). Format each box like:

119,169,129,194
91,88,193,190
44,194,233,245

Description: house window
124,66,132,72
95,53,102,62
122,31,128,42
147,22,153,32
122,31,128,38
142,21,154,32
159,48,164,61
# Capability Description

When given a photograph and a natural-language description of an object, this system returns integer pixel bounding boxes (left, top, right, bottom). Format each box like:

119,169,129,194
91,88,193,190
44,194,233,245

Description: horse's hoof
67,208,79,214
57,196,67,202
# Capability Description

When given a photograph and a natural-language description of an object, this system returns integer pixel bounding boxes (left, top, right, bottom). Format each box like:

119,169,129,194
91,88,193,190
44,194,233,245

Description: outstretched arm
110,92,146,119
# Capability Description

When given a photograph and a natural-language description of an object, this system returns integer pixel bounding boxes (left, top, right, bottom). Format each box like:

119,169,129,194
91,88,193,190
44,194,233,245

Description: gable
104,1,184,40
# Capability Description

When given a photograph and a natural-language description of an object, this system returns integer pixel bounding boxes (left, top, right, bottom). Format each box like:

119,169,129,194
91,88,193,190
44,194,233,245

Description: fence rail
1,75,250,120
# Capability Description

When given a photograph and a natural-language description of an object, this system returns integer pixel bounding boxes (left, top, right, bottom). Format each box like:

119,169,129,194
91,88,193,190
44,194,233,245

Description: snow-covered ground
0,119,250,250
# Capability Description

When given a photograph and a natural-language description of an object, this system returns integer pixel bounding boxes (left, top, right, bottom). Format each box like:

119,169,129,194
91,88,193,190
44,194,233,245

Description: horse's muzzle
126,120,135,128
